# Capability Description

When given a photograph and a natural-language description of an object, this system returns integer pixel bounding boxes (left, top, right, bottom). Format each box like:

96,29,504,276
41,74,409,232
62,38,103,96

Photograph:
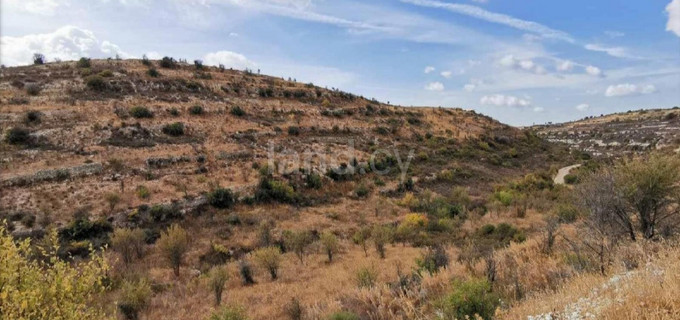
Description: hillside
534,108,680,158
0,59,567,226
0,58,597,320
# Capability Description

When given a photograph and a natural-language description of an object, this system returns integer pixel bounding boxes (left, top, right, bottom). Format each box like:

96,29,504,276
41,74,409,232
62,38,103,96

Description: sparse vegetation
129,106,153,118
252,247,282,280
162,122,185,136
157,224,189,277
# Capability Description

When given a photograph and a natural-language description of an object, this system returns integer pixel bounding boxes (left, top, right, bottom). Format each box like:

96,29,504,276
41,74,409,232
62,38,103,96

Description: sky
1,0,679,126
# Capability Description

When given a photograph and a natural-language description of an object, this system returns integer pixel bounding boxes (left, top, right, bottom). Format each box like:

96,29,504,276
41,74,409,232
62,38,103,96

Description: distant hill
533,108,680,158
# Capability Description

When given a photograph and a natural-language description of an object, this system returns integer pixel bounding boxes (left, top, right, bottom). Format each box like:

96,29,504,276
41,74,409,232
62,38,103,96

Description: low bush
208,188,235,209
98,69,113,77
85,75,107,91
136,185,150,199
147,68,160,77
189,105,204,115
238,260,256,285
283,230,313,263
129,106,153,119
288,126,300,136
230,106,246,116
438,278,500,320
320,231,339,263
76,57,91,68
24,111,41,124
33,53,45,65
328,312,360,320
162,122,185,136
416,245,449,275
5,127,30,145
118,279,152,320
355,265,378,288
209,305,249,320
25,83,41,96
111,228,146,265
159,56,177,68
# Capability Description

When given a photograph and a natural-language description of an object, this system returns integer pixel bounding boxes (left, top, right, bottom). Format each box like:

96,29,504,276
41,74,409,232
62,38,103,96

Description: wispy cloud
400,0,574,42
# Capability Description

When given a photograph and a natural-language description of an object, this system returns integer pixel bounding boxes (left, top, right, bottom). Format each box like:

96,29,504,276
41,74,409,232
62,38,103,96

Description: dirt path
554,164,581,185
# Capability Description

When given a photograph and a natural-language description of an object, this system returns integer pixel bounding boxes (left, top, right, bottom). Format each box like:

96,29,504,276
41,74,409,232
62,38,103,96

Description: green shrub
564,174,578,184
118,279,152,320
208,266,230,306
5,127,30,145
493,190,514,206
255,177,298,204
320,232,339,263
129,106,153,119
288,126,300,136
306,173,323,189
208,188,235,209
189,105,204,115
141,54,152,66
416,246,449,276
136,185,150,199
111,228,146,265
162,122,185,136
85,75,106,91
372,225,392,259
209,305,249,320
157,224,189,277
98,69,113,77
238,260,255,285
25,83,41,96
77,57,91,68
556,204,580,223
159,56,177,68
169,108,180,116
252,247,282,280
24,111,41,124
355,266,378,288
439,278,500,320
328,312,360,320
33,53,45,65
230,106,246,116
283,230,313,263
355,184,370,198
147,68,160,77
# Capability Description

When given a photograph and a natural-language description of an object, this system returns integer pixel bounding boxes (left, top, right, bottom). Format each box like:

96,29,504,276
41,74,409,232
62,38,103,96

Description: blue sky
2,0,679,125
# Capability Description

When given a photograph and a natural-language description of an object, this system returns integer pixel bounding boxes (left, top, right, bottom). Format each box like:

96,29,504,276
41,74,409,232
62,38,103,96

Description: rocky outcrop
1,162,103,187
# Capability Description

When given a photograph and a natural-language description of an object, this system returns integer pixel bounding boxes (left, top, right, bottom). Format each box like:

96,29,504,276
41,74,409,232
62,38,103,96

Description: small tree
207,265,230,306
33,53,45,65
77,57,91,68
111,228,146,265
252,247,282,280
352,226,371,257
284,230,312,264
118,279,152,320
372,225,392,259
0,227,110,320
320,231,339,263
105,192,121,214
238,259,255,285
157,224,189,277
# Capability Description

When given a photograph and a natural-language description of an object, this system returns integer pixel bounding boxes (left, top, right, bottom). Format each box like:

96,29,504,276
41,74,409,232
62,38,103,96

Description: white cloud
480,94,531,107
4,0,65,16
576,103,590,111
463,84,476,92
203,50,257,69
667,0,680,37
533,106,544,112
604,30,625,38
557,60,574,72
605,84,657,97
0,25,130,66
400,0,574,42
440,70,452,78
425,81,444,91
424,66,435,73
497,55,545,74
585,65,603,77
584,44,629,58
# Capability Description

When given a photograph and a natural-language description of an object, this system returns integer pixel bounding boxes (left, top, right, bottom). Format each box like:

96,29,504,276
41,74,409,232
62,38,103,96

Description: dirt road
554,164,581,185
